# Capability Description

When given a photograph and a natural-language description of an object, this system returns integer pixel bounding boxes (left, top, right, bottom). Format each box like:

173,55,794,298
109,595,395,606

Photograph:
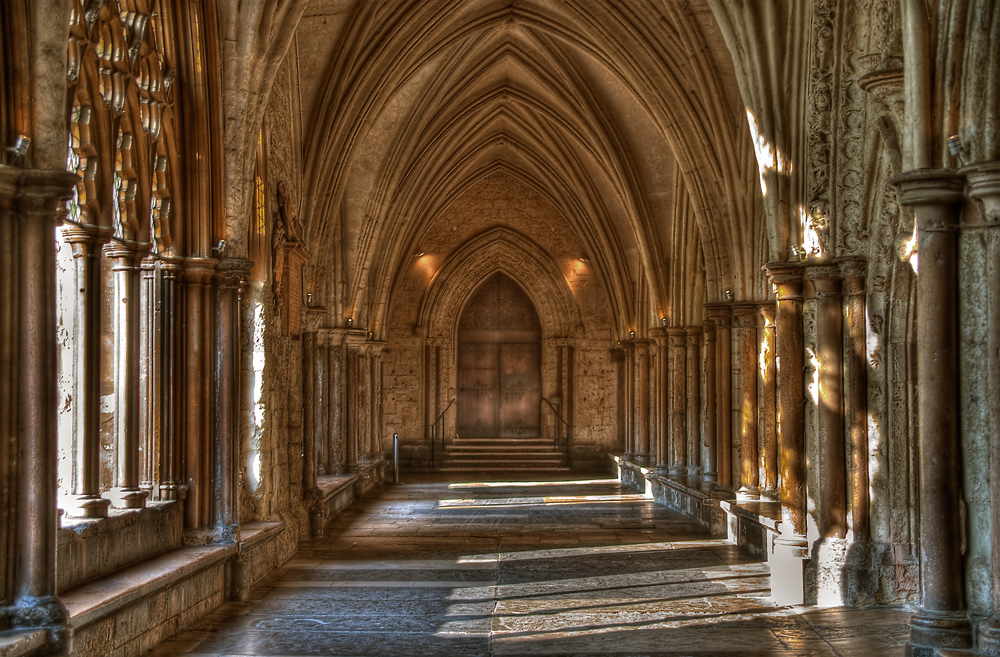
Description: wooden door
457,274,541,439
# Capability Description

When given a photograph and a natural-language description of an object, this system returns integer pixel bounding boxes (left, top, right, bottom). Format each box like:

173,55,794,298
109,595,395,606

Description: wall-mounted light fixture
306,292,313,307
579,256,590,263
346,317,353,327
948,134,964,160
789,245,805,261
661,317,667,327
213,239,226,254
724,289,734,302
629,330,636,340
7,135,30,158
414,252,425,258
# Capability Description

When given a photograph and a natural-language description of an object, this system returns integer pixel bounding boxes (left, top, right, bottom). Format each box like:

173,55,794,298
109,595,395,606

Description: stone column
554,341,574,458
667,328,687,473
635,340,651,464
61,223,113,518
345,332,368,466
702,320,718,476
705,305,732,487
182,257,217,530
758,303,778,498
10,169,77,642
766,264,806,534
302,330,317,491
327,330,349,474
652,329,669,472
158,257,184,500
733,304,759,494
686,328,702,474
369,342,387,459
809,265,846,538
139,255,160,499
621,341,636,460
105,240,151,509
215,259,251,539
965,163,1000,653
840,259,869,541
892,170,970,652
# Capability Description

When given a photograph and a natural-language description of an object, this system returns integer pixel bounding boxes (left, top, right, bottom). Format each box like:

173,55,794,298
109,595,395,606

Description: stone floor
147,474,911,656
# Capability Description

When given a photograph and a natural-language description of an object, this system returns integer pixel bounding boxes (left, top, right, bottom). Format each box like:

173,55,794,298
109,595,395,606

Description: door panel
457,274,541,440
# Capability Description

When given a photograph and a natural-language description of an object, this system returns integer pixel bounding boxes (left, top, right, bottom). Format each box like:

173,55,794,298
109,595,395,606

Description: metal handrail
541,397,569,428
429,398,455,468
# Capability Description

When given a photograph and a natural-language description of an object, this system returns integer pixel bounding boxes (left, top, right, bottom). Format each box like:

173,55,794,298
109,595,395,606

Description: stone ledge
720,498,783,558
0,630,47,657
238,521,284,551
614,456,730,537
61,543,236,631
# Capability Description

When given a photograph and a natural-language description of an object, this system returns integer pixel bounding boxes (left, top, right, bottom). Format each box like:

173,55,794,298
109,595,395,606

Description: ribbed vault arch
416,226,582,341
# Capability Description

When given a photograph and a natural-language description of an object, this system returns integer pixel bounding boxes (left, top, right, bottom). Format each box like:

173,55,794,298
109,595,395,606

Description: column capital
702,320,717,340
318,327,349,347
61,222,114,246
890,169,965,211
964,161,1000,226
837,256,867,281
13,169,78,216
216,257,253,288
704,302,732,325
765,263,805,300
105,239,153,264
183,256,218,283
758,301,776,326
731,302,760,327
685,326,702,339
805,264,843,297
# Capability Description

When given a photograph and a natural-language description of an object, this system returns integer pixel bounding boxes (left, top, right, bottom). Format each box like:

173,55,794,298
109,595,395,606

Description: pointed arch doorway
456,273,541,439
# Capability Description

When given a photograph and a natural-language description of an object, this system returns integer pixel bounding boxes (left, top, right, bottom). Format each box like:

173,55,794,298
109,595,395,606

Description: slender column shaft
842,263,869,540
370,344,386,458
13,171,76,632
734,304,759,492
702,321,717,476
767,264,806,534
316,337,329,475
810,268,846,537
106,242,151,508
668,328,687,473
893,171,970,651
216,259,250,534
759,304,778,496
0,170,15,614
159,259,183,500
139,256,159,498
303,331,317,491
636,341,651,463
706,305,733,486
622,342,635,459
62,224,112,517
182,258,216,529
686,328,702,474
653,333,669,471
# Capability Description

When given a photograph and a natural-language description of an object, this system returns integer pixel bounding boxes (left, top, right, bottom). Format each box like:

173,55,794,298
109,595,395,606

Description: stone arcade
1,1,999,656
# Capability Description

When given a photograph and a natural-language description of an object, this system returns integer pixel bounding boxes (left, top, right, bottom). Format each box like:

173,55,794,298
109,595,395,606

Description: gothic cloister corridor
148,475,909,657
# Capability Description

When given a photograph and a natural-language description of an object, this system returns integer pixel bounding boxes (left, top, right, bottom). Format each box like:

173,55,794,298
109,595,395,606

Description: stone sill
59,499,177,535
317,474,360,501
720,499,783,533
0,630,47,657
239,521,284,551
61,543,237,630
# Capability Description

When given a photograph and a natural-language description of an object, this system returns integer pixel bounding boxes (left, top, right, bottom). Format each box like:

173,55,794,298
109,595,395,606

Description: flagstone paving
146,474,910,656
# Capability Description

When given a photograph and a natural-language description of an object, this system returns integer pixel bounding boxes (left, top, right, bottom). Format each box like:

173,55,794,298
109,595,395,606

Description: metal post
393,433,399,484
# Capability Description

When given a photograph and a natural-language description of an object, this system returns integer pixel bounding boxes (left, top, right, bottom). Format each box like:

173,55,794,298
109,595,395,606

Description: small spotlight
661,317,667,326
724,289,734,302
8,135,30,158
346,317,353,327
214,239,226,254
306,292,313,306
579,256,590,263
789,245,806,261
947,134,963,157
629,330,636,340
414,252,425,259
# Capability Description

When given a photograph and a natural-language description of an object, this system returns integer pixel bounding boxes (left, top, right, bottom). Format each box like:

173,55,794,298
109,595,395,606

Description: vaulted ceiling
287,0,763,334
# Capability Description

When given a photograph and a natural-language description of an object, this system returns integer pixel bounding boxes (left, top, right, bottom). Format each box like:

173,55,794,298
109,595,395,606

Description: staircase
440,437,569,472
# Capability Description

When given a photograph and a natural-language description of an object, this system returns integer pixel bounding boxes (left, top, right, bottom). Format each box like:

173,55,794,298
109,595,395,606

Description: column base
906,609,972,654
736,486,761,501
158,482,188,501
769,534,808,605
979,615,1000,655
63,494,111,519
104,487,149,509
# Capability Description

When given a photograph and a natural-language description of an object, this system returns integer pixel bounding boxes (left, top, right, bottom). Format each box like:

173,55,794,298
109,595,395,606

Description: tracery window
57,0,180,520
